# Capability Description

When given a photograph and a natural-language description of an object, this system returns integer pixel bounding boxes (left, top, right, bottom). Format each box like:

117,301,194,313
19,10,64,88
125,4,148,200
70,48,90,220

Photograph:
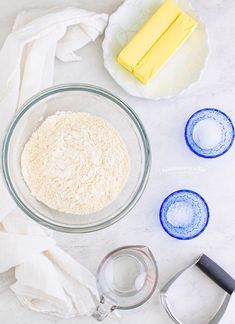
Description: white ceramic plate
103,0,209,100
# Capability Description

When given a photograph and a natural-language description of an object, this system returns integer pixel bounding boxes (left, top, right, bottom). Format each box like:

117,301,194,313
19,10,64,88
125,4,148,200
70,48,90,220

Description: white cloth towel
1,210,99,318
0,7,108,318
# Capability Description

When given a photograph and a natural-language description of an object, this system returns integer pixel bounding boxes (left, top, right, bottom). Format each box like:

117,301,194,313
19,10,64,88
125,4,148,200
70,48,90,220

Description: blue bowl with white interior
185,108,234,158
159,190,209,240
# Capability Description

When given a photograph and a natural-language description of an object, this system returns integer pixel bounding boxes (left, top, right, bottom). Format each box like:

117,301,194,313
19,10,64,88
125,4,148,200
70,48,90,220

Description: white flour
21,112,130,214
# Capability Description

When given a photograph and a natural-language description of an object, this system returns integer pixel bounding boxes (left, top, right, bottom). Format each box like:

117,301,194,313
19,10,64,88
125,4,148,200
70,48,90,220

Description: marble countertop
0,0,235,323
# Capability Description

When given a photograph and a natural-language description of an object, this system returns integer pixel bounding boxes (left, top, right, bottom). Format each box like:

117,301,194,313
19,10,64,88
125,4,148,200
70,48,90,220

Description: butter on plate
117,0,181,72
134,13,197,84
117,0,198,84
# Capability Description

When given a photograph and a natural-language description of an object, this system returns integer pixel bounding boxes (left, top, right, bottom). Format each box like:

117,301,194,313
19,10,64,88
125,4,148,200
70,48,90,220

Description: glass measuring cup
93,245,158,321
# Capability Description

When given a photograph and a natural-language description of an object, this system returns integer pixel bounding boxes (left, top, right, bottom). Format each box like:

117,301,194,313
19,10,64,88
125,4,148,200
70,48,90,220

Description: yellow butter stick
133,13,198,84
117,0,181,72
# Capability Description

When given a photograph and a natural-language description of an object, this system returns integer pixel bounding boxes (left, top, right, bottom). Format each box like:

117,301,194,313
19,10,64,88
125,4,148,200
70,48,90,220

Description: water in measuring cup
104,253,147,295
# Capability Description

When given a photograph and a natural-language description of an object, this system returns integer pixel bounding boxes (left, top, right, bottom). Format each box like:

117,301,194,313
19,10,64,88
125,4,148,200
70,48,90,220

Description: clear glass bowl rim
2,83,151,233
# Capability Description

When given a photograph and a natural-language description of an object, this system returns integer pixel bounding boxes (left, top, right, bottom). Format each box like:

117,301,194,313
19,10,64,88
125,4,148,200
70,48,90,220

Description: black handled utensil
160,254,235,324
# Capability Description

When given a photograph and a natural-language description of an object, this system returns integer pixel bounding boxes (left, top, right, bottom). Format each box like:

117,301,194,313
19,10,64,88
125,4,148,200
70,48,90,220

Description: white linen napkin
0,7,108,318
1,210,99,317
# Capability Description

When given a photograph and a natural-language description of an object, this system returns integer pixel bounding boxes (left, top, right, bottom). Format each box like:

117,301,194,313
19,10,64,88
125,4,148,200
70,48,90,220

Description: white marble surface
0,0,235,323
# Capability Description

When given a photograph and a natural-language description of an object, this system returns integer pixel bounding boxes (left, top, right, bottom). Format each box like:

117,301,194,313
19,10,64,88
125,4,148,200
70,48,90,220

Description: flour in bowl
21,112,130,214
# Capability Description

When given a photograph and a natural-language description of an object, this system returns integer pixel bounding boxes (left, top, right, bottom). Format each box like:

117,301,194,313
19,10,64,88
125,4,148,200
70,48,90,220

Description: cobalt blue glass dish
159,190,209,240
185,108,234,158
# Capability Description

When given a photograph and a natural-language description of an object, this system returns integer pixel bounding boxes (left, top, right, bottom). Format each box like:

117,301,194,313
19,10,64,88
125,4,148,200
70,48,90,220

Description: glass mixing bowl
2,84,151,233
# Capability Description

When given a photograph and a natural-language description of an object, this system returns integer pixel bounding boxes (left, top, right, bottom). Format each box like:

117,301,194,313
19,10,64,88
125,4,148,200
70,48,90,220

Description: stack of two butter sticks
117,0,198,84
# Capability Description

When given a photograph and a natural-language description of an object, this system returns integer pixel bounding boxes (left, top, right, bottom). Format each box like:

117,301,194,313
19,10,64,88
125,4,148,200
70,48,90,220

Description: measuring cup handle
196,254,235,295
92,296,117,321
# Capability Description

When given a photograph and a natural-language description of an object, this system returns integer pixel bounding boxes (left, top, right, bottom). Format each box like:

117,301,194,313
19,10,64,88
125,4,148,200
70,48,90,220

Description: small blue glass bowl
185,108,234,158
159,190,209,240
